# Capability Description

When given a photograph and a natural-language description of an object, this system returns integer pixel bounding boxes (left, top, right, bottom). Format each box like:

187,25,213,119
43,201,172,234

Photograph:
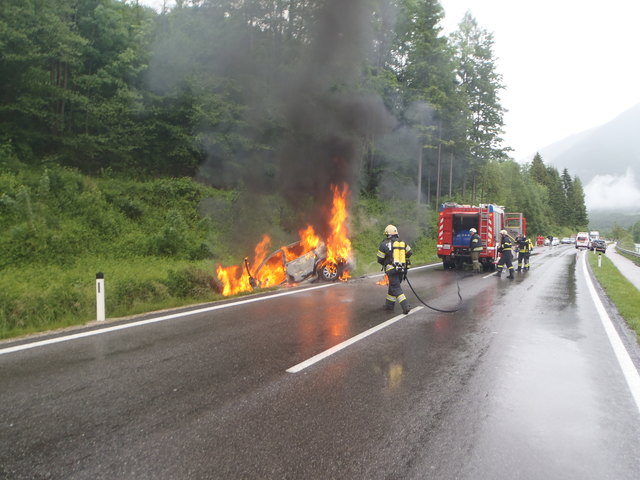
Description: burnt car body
250,241,348,286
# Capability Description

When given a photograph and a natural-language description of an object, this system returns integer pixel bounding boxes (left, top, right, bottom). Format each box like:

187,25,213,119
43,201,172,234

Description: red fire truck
437,203,526,271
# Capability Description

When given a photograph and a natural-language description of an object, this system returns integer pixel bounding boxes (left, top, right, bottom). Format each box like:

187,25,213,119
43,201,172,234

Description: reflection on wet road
1,247,640,479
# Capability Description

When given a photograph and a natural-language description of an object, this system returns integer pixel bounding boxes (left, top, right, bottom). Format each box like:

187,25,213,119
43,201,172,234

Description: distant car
552,237,560,246
561,237,572,244
591,239,607,254
575,233,590,249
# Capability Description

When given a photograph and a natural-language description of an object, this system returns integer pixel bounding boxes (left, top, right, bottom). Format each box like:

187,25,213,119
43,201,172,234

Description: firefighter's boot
508,269,514,279
383,301,395,312
401,302,411,314
496,268,502,277
516,266,521,272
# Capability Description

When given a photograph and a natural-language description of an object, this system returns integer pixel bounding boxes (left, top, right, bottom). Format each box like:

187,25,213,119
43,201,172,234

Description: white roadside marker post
598,253,602,268
96,272,105,321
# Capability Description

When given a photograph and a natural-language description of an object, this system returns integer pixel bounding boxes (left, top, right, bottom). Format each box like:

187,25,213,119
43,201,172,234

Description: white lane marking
0,283,339,356
286,306,424,373
581,250,640,414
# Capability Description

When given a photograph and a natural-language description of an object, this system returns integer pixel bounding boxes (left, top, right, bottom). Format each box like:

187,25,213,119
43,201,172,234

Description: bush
111,278,169,310
163,266,216,298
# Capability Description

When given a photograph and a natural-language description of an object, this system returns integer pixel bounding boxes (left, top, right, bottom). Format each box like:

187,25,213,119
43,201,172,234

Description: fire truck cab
437,203,526,271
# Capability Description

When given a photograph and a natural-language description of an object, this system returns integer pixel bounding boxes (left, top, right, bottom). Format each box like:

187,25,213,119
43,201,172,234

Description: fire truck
437,203,526,271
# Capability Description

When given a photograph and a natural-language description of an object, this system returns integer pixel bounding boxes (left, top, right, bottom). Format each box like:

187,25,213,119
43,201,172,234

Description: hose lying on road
404,269,467,313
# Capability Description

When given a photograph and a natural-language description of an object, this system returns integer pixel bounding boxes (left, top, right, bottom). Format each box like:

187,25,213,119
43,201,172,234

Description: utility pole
417,144,423,206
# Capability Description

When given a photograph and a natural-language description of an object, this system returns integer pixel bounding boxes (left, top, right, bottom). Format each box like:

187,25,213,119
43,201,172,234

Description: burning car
216,184,352,296
246,240,349,286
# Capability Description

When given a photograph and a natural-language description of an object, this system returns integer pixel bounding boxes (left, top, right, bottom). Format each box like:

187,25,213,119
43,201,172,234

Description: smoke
146,1,399,242
584,168,640,211
276,0,396,233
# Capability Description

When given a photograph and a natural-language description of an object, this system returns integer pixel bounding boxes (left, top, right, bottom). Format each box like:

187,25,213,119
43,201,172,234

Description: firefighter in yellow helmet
469,227,483,273
496,229,515,279
377,225,412,314
516,233,533,271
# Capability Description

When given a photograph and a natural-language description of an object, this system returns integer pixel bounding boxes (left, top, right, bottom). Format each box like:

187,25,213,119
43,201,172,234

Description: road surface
1,245,639,479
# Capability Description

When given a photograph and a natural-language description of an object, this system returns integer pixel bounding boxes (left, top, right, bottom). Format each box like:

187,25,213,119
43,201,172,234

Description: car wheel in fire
318,261,340,282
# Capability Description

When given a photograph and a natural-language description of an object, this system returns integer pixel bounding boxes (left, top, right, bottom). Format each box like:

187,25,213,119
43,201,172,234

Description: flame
325,184,352,266
215,234,274,296
376,274,389,286
215,184,352,295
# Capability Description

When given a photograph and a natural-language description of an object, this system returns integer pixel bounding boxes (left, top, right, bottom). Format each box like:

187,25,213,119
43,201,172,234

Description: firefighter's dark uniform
469,232,483,273
516,235,533,271
496,233,515,279
377,235,412,313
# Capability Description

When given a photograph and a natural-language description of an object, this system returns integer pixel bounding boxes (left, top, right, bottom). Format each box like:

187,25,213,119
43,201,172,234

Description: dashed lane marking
287,306,424,373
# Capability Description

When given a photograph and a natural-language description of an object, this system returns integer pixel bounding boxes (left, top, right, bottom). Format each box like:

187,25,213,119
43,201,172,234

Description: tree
450,11,508,201
529,153,547,185
569,176,588,228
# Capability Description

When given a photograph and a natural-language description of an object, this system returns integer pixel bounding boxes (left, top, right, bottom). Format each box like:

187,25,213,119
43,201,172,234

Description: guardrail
615,244,640,259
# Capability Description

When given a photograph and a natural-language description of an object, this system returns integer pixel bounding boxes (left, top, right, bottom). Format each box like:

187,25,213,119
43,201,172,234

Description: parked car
561,237,572,244
591,239,607,254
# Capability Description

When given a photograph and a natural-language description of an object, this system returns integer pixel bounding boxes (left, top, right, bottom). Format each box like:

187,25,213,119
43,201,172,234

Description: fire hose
403,268,466,313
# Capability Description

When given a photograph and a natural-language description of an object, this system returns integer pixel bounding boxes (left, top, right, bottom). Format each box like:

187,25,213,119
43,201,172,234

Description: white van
575,232,589,249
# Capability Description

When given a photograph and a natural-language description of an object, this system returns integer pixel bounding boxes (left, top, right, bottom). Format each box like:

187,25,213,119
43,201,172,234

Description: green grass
0,165,442,341
587,251,640,342
0,256,225,340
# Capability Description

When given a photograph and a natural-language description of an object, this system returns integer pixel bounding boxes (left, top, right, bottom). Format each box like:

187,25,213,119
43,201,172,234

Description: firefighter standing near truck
496,229,515,279
377,225,412,314
516,234,533,271
469,227,483,273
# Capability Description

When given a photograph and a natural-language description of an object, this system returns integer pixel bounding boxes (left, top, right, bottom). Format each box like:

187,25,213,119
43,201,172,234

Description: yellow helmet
384,224,398,236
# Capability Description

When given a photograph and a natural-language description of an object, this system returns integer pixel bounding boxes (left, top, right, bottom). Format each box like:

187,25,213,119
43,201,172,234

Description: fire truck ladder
478,206,490,244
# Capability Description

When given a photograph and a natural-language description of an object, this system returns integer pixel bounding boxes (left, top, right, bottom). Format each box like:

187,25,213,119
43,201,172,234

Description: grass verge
587,251,640,343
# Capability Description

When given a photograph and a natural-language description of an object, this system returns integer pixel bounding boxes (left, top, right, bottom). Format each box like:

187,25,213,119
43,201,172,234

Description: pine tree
529,153,547,185
569,176,588,228
450,11,508,201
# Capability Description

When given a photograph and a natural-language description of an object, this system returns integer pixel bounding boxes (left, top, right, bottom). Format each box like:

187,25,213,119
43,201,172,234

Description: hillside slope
538,103,640,184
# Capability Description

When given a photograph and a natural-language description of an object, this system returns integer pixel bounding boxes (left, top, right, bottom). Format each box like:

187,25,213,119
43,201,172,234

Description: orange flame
325,184,352,266
215,185,352,295
376,274,389,286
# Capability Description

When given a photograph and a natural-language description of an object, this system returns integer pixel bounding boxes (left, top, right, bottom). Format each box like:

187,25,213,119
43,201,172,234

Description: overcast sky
438,0,640,161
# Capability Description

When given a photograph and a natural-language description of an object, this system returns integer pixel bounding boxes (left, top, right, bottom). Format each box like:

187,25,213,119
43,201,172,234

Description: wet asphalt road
1,246,640,479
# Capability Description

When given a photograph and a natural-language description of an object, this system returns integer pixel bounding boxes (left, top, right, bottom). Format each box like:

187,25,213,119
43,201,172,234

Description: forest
0,0,596,337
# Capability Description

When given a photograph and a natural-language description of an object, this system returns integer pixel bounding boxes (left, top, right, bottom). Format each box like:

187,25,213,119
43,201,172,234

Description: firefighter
496,229,515,279
377,225,412,314
516,234,533,271
469,227,483,273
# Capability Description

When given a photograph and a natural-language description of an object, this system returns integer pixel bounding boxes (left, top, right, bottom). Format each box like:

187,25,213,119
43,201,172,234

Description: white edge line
0,283,338,356
286,306,424,373
581,250,640,413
